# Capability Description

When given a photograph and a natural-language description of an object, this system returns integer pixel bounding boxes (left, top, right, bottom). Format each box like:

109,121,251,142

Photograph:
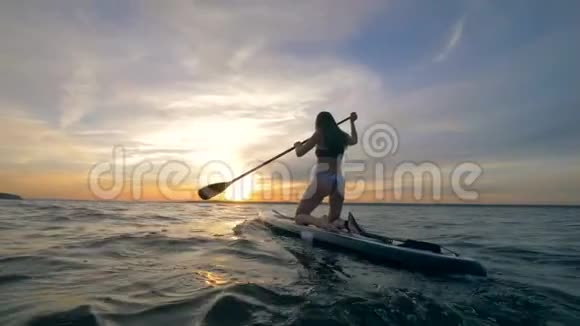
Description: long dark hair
315,111,348,155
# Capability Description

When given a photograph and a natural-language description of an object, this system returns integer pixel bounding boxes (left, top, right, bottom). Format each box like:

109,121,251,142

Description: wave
36,205,65,211
68,207,110,219
16,280,580,326
139,213,183,222
100,283,305,326
27,305,99,326
483,245,580,266
3,201,580,325
67,233,217,254
0,254,90,272
206,247,292,265
482,245,547,258
47,216,72,222
0,274,32,285
100,283,475,326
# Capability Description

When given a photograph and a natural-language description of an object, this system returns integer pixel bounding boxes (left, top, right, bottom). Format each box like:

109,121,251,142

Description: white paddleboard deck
257,210,486,276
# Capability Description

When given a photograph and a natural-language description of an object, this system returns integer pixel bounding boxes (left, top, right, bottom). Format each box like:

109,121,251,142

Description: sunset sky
1,1,579,204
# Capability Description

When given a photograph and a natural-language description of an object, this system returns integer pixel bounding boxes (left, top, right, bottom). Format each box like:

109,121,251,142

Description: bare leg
295,192,327,228
296,214,332,229
296,199,341,231
295,173,339,231
328,190,344,224
330,217,347,230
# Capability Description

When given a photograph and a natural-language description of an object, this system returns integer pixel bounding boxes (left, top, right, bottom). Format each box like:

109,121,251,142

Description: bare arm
294,131,319,157
347,112,358,145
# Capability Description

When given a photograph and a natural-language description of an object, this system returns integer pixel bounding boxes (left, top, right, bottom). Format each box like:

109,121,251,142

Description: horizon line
11,197,580,208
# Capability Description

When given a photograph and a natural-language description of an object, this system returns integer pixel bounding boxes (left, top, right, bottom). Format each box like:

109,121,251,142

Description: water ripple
0,200,579,325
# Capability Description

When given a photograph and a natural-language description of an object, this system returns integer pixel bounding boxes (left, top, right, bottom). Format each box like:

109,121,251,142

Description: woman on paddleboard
293,111,364,233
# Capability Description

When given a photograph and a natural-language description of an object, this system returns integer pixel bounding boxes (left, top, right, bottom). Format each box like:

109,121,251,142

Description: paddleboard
257,210,486,276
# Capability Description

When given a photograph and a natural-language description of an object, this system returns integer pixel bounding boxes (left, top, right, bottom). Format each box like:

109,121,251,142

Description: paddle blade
197,182,231,200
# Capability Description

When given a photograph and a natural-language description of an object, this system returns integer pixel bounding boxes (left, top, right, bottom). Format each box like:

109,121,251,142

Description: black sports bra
315,147,342,158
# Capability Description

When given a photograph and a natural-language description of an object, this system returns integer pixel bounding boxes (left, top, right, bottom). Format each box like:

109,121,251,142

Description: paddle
197,116,352,200
359,232,445,254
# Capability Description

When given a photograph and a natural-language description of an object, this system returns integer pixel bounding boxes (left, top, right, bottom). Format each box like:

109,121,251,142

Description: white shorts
302,170,345,200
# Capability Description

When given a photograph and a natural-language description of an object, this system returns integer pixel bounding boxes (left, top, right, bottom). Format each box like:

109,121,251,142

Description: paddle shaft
230,116,351,183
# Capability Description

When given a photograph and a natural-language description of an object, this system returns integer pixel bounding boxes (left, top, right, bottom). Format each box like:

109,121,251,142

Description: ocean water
0,200,579,326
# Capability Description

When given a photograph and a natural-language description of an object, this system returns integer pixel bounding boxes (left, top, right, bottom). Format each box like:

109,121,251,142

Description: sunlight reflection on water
195,270,231,286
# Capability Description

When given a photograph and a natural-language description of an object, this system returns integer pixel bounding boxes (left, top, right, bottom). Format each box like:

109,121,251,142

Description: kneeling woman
293,111,364,233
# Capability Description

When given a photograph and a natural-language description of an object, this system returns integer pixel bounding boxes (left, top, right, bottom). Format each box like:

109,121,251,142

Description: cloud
0,0,383,146
1,1,579,204
433,16,465,62
0,0,389,199
73,130,127,137
60,56,99,128
143,0,384,45
0,113,92,166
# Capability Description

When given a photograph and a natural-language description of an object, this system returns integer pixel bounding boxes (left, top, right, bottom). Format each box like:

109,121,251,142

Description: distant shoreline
0,193,22,200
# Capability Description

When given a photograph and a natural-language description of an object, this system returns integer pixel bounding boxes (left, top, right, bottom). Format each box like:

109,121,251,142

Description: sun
223,183,253,201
